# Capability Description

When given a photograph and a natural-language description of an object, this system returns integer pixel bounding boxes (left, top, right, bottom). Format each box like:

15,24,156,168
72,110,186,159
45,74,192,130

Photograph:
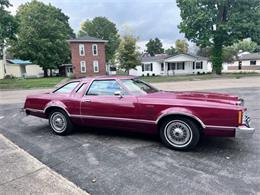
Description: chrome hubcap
50,112,67,133
164,120,192,147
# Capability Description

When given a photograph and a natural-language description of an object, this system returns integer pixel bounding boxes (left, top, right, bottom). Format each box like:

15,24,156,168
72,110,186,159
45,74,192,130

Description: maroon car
24,76,255,150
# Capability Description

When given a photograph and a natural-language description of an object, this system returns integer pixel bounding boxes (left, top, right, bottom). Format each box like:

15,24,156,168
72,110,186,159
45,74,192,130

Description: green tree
177,0,260,74
0,0,17,58
79,17,120,63
145,37,164,56
165,46,177,56
11,0,74,77
175,39,189,53
233,39,258,53
118,34,140,74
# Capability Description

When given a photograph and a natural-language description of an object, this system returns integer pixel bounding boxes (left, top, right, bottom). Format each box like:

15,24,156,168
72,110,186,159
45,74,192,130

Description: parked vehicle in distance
24,76,255,150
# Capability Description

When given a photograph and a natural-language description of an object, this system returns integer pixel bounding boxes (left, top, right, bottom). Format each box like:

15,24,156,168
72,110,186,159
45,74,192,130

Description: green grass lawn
140,72,260,83
0,77,66,90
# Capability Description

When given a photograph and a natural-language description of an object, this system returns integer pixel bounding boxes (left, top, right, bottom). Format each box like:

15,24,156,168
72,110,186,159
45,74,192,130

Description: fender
44,100,71,116
155,107,206,128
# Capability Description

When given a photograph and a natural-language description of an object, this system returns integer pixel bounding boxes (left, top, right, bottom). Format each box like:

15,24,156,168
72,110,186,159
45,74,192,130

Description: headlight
243,111,251,127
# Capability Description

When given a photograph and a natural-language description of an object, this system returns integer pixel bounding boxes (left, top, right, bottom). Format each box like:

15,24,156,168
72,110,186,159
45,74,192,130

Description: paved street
0,86,259,195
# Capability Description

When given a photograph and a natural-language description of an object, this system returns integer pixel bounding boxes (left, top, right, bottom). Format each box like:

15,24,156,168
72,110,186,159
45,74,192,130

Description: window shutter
142,64,144,72
151,63,153,71
182,62,185,70
193,62,195,69
201,61,203,69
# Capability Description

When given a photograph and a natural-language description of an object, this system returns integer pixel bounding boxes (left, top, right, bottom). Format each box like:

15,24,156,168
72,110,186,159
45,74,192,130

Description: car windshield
122,79,159,95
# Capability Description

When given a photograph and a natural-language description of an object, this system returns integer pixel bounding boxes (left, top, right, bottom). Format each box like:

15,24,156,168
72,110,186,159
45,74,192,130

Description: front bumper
235,115,255,138
235,125,255,138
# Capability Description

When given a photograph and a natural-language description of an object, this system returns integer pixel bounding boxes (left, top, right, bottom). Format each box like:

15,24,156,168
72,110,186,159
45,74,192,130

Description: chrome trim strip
155,112,206,128
25,108,44,113
205,125,235,130
70,114,155,124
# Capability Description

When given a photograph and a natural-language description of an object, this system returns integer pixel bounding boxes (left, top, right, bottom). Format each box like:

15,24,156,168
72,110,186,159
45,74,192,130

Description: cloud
9,0,185,51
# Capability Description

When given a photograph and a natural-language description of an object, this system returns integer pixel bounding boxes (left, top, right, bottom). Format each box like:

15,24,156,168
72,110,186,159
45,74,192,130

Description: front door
80,79,139,129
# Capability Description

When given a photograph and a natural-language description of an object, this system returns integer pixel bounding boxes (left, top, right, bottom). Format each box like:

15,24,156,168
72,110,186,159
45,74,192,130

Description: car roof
71,75,136,82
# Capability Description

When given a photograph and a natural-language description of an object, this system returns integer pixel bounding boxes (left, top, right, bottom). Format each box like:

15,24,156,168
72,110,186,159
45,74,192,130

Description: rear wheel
159,117,200,151
49,109,73,135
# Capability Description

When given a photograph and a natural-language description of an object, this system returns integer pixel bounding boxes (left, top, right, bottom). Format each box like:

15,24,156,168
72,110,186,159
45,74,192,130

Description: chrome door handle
83,99,91,102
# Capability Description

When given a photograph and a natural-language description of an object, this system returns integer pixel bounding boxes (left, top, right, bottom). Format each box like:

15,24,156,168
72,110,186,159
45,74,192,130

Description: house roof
68,35,108,43
140,53,208,63
238,53,260,60
7,59,32,65
141,54,170,63
166,53,208,62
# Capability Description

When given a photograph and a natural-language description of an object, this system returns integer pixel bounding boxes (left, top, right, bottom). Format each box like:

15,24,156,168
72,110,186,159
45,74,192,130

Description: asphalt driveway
0,87,259,194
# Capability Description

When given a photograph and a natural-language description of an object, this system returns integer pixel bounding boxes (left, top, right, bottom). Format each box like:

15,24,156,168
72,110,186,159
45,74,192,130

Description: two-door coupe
24,76,255,150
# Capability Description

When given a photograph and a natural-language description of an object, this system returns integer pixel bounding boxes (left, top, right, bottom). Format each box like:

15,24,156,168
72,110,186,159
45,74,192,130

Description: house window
161,63,164,71
92,44,98,56
250,60,256,65
196,61,203,69
93,61,99,73
79,44,85,56
80,61,86,73
177,62,185,70
144,63,153,71
168,63,175,70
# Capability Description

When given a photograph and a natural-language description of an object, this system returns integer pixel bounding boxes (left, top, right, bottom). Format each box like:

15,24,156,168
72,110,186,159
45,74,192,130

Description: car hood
144,91,241,105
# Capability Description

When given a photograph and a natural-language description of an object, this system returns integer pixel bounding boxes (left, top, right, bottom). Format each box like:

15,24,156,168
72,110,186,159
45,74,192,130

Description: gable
165,54,198,62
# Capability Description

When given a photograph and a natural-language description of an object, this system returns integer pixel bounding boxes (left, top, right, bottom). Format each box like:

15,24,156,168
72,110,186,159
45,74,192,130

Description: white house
0,59,43,79
129,53,209,76
226,53,260,72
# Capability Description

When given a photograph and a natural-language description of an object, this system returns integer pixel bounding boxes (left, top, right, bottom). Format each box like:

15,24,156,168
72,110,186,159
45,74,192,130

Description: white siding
25,65,44,77
129,61,162,76
0,60,4,79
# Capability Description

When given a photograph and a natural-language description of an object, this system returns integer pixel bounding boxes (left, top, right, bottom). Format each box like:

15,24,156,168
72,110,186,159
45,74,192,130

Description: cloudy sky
8,0,185,51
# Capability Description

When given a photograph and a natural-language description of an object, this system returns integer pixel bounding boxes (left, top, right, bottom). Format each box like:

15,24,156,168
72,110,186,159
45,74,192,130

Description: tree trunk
50,69,53,77
43,68,48,77
211,37,223,75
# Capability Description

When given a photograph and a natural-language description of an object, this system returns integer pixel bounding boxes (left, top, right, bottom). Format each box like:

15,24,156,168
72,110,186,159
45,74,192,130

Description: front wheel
159,117,200,151
49,109,73,135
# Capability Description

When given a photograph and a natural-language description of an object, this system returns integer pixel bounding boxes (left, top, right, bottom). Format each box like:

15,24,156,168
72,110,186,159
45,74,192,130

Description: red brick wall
70,42,107,78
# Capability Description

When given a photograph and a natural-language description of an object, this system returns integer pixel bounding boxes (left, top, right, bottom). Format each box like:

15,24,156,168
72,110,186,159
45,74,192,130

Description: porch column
164,61,167,76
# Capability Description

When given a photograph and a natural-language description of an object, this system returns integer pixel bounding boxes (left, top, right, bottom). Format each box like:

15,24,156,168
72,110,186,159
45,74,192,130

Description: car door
80,79,139,129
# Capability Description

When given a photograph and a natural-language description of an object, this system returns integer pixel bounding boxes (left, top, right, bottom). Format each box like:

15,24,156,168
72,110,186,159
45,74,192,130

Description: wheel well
45,106,68,117
157,114,204,132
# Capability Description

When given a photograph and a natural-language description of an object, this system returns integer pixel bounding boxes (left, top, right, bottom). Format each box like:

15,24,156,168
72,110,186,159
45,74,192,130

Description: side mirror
114,91,123,98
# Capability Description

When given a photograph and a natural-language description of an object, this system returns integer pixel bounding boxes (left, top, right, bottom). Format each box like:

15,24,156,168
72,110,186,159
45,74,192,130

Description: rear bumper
235,125,255,138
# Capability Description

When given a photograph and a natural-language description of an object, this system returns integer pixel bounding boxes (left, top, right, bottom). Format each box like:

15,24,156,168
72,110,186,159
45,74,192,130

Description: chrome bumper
235,113,255,138
235,125,255,138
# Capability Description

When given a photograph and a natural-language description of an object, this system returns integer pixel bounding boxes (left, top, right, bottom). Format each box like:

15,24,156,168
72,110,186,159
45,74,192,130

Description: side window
93,61,99,73
54,82,79,94
92,44,98,56
80,61,86,73
79,44,85,56
86,80,123,96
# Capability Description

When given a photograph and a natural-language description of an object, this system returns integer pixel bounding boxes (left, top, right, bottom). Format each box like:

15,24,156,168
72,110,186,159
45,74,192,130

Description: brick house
68,35,108,78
